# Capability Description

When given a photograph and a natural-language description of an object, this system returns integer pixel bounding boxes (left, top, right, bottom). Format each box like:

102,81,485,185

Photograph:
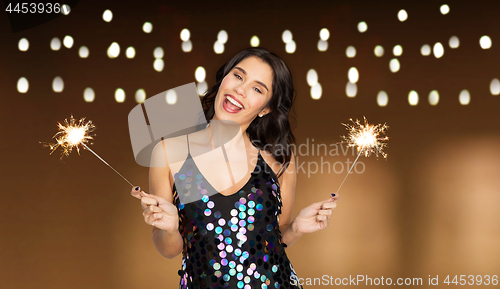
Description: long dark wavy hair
201,47,296,179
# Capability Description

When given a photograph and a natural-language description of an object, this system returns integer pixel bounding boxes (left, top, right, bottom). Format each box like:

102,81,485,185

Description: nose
234,83,246,97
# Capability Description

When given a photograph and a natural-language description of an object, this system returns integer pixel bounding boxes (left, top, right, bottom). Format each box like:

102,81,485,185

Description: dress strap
186,134,191,155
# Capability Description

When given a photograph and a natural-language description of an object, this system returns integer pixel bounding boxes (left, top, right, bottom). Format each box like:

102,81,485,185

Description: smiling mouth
225,95,244,109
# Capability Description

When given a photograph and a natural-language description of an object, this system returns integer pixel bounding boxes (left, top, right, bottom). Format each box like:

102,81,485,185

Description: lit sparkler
335,117,389,194
41,115,134,187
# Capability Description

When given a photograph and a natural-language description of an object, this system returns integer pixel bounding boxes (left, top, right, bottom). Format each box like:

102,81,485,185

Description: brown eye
234,73,242,80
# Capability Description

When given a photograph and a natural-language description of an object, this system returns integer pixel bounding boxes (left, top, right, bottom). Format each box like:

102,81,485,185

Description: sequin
172,150,302,289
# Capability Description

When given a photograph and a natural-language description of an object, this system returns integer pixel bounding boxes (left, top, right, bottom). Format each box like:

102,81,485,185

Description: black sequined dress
172,142,303,289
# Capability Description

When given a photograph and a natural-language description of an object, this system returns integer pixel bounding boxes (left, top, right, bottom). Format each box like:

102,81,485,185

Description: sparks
41,115,134,187
42,115,95,159
341,116,389,159
335,117,389,194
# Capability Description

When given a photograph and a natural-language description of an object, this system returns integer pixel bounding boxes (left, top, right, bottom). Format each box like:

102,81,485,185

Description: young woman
131,47,339,288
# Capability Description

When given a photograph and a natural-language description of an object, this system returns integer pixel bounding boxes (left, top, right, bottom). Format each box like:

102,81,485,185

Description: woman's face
213,56,273,130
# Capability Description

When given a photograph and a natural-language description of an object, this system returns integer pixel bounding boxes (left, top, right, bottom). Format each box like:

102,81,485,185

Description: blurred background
1,0,499,288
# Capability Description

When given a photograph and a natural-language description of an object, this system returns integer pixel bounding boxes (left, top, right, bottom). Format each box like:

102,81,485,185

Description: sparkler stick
335,117,389,194
41,115,134,187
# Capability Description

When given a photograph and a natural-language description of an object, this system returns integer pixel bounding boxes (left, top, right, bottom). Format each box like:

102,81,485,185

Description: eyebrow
234,67,269,92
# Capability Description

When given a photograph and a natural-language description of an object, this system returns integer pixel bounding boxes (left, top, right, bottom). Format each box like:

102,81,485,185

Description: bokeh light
218,30,228,44
165,89,177,105
17,77,28,93
429,90,439,105
126,47,135,58
63,35,74,48
346,46,356,58
52,76,64,92
480,36,492,49
346,82,357,98
115,88,125,103
78,46,89,58
214,41,224,54
393,45,403,56
433,42,444,58
389,58,400,72
143,22,152,33
398,9,408,22
197,81,208,96
440,4,450,15
311,83,322,99
285,40,296,53
61,4,70,15
250,36,260,47
103,10,112,22
421,44,431,56
377,91,388,107
282,30,292,43
180,29,190,41
154,47,163,58
135,89,146,103
107,42,120,58
459,89,470,105
319,28,330,41
50,37,61,51
18,38,29,51
358,21,368,33
408,90,419,105
195,66,206,82
374,45,384,57
153,59,164,72
490,78,500,95
317,40,328,52
449,36,459,48
348,67,359,83
182,40,192,52
84,87,95,102
307,69,318,86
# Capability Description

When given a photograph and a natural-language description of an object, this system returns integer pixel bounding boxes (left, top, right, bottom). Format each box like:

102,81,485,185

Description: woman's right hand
131,186,180,233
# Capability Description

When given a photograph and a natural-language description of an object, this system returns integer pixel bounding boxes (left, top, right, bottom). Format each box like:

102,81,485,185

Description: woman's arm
148,142,184,259
278,151,339,248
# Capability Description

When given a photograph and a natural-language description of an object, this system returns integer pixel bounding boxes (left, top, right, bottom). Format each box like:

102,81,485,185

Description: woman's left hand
293,193,339,234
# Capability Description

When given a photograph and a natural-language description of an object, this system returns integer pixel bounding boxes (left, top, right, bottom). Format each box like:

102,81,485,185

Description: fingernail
331,193,336,197
135,187,140,191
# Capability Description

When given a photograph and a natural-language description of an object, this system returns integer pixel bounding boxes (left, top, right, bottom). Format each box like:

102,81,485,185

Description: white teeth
226,95,243,109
